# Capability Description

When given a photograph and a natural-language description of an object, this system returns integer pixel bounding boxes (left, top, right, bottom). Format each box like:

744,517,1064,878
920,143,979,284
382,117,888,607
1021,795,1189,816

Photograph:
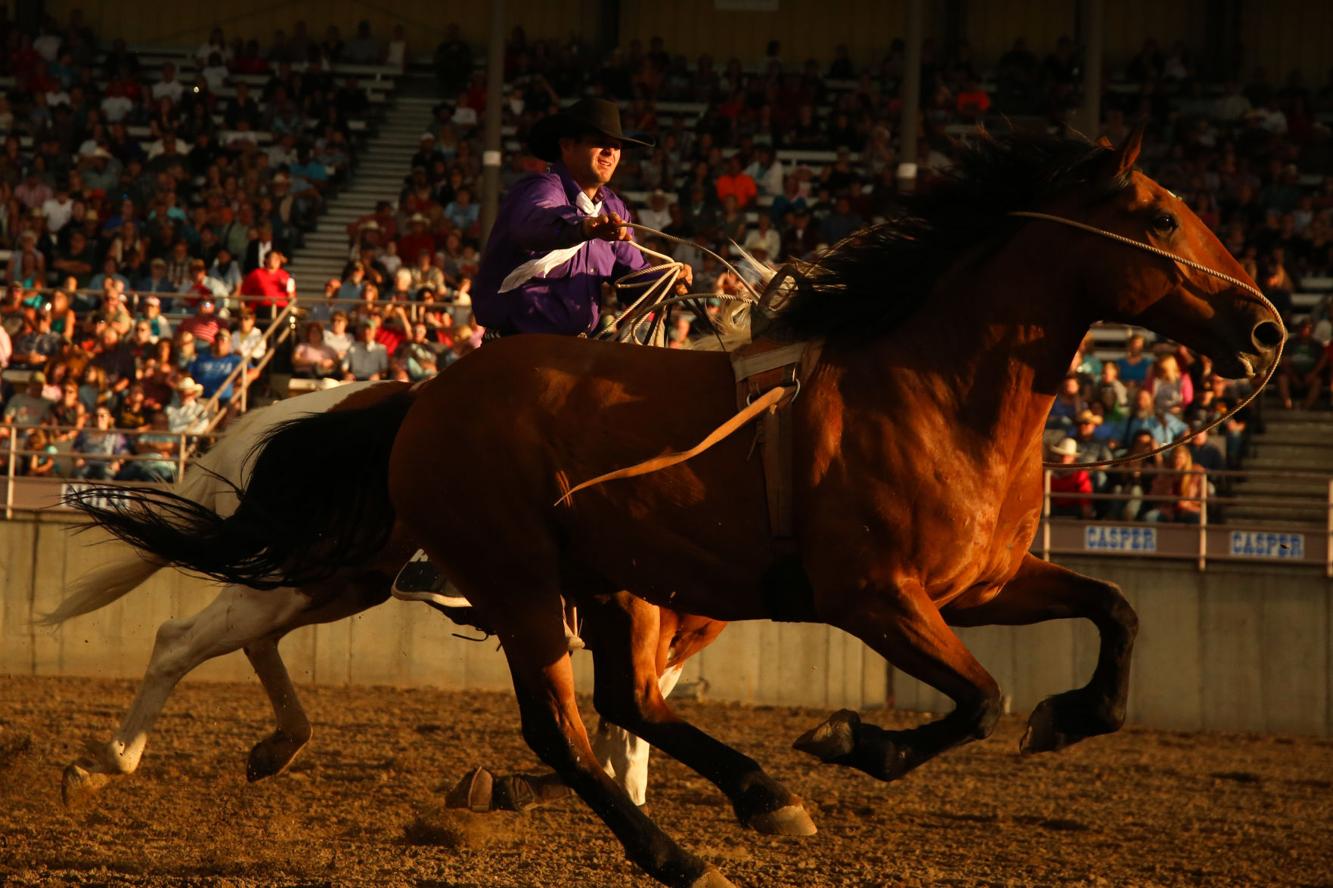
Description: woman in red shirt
240,250,294,321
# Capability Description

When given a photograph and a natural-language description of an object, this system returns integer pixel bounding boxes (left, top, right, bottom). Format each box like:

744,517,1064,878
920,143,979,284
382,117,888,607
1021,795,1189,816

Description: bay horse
49,381,724,809
71,130,1284,888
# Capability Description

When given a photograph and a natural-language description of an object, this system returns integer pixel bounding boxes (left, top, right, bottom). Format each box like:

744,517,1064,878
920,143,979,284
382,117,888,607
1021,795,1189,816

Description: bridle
1009,211,1285,470
609,216,1285,472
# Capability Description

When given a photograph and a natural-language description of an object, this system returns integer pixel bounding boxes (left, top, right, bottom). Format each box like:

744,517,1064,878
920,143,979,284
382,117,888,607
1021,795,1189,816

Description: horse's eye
1152,212,1178,234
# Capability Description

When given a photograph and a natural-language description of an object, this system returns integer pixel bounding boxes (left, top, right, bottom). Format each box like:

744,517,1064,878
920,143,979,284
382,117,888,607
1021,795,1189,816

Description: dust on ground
1,676,1330,886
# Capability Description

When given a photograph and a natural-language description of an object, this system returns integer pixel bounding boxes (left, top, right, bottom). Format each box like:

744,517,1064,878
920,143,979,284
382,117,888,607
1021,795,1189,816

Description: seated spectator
781,206,819,259
2,373,54,441
1108,431,1161,521
444,187,480,235
90,328,136,395
234,311,266,367
19,427,58,478
9,308,63,369
77,364,112,415
1115,334,1152,388
49,380,86,439
179,300,222,346
1106,387,1188,449
324,311,354,359
638,189,672,231
1094,360,1129,420
1048,438,1093,519
745,145,785,198
116,410,179,483
1143,445,1205,525
180,259,231,309
393,322,441,381
190,328,245,406
715,156,757,209
241,249,294,321
1149,354,1193,415
72,405,128,480
1045,374,1086,432
208,247,245,298
137,295,172,342
820,195,863,245
293,322,342,378
165,376,209,435
114,384,151,431
343,320,389,381
53,229,97,287
1276,318,1324,409
398,216,437,269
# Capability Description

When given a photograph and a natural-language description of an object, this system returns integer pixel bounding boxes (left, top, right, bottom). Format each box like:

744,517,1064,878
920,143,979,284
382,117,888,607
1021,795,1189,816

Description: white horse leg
243,639,312,781
593,663,684,806
61,584,308,806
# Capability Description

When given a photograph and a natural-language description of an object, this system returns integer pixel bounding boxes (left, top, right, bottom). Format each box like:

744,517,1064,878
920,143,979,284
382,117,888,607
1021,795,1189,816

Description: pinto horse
49,381,724,809
72,130,1284,888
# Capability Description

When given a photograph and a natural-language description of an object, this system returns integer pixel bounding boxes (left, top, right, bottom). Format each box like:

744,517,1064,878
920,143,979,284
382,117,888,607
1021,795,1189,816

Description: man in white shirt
745,145,785,197
742,213,781,264
638,189,672,231
342,321,390,381
151,63,185,105
41,187,74,233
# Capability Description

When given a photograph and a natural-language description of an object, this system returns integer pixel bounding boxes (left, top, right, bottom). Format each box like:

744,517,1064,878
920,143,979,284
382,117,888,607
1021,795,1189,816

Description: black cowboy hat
528,98,653,163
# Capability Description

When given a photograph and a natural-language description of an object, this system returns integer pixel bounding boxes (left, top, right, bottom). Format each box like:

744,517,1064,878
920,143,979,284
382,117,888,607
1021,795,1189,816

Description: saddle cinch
562,264,822,542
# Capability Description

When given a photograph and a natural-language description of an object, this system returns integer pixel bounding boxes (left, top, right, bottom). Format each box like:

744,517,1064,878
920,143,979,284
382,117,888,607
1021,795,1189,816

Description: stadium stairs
1225,405,1333,526
286,96,438,288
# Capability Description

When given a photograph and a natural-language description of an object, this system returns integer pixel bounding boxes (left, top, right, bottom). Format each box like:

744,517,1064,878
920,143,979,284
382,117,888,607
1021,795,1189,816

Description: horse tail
65,387,415,590
37,546,165,626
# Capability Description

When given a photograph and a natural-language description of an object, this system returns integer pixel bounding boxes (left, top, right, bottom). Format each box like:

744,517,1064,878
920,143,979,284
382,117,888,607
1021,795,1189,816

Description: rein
1008,211,1286,470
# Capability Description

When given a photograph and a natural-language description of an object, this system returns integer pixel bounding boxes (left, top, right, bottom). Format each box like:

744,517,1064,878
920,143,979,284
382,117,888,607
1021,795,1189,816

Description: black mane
772,130,1130,341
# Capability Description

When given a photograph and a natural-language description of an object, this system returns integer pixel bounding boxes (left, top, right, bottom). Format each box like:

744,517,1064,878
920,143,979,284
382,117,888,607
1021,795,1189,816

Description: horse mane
771,130,1133,341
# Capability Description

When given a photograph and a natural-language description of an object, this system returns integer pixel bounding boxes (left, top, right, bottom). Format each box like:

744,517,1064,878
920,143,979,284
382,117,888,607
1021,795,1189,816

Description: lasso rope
1009,211,1286,470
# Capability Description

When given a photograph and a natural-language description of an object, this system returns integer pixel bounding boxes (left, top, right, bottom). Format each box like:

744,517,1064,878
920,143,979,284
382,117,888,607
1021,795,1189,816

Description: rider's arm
507,178,591,252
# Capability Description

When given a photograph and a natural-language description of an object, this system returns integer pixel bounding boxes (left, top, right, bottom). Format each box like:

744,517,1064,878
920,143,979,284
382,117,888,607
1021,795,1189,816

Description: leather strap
554,385,789,507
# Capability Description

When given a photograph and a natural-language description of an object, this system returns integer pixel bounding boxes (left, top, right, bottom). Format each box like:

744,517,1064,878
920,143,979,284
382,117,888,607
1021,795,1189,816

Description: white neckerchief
498,188,604,294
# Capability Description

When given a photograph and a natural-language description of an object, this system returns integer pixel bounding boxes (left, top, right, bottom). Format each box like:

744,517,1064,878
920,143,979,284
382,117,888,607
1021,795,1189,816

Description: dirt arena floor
1,676,1330,887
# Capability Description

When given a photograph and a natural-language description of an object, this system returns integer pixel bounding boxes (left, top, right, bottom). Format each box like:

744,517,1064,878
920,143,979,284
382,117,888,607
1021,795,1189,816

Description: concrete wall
3,516,1329,734
0,515,886,711
893,558,1332,737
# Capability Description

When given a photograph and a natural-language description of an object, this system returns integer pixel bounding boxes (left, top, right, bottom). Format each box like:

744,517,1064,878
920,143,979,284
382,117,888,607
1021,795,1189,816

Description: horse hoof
746,803,817,837
793,709,860,762
247,730,310,782
61,763,110,808
688,866,737,888
445,766,494,812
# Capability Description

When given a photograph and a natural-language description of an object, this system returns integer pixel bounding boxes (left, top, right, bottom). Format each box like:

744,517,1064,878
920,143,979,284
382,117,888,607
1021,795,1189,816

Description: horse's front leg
943,553,1138,754
795,578,1004,782
585,593,815,837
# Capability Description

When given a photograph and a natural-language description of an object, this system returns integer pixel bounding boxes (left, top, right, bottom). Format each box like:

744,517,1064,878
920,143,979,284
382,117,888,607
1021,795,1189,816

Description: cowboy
471,97,691,337
395,99,691,620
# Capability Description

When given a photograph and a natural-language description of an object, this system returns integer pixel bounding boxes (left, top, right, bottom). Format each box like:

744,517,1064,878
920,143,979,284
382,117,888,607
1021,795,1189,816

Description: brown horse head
1040,127,1284,379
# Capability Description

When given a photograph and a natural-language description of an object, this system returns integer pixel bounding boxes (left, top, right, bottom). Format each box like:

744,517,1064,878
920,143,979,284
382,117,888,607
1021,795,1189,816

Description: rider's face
560,134,621,188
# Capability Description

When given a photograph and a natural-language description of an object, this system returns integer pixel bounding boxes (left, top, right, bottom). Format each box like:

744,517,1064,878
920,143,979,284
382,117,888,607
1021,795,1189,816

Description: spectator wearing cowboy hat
165,375,209,435
471,96,692,337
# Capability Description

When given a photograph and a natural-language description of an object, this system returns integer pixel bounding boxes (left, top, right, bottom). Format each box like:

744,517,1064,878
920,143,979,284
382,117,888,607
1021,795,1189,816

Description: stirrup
392,549,472,608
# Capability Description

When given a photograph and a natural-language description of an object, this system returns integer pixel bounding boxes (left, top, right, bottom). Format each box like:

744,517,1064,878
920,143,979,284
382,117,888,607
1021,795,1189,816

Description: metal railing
1039,465,1333,577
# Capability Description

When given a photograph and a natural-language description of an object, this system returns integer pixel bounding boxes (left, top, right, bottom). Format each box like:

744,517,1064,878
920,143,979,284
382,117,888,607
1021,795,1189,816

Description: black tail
65,388,415,589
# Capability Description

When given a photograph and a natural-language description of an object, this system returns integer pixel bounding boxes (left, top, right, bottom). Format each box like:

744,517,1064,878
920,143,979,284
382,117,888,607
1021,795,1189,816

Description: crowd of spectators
5,16,1333,507
0,9,383,479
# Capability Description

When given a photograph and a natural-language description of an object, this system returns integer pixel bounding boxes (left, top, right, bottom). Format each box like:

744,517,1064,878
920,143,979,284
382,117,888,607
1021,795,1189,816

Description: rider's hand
582,212,631,242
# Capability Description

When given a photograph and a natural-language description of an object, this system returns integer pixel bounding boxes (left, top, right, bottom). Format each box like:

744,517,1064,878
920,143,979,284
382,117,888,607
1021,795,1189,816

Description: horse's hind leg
61,584,308,807
944,553,1138,755
243,640,312,781
586,593,816,837
795,578,1003,782
492,593,731,888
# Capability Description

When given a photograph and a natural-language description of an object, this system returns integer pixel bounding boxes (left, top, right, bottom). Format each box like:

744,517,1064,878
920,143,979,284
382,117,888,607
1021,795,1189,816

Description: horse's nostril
1252,320,1284,350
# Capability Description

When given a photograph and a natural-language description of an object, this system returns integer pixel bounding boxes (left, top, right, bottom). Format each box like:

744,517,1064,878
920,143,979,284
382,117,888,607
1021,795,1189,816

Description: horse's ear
1107,123,1146,180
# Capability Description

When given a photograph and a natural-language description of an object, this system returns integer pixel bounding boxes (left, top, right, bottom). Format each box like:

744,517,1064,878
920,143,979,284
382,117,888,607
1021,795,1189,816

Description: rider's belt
730,340,819,540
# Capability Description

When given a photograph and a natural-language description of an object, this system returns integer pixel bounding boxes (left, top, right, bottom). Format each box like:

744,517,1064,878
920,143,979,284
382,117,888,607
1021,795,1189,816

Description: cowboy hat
527,98,653,163
1052,437,1080,457
176,376,205,394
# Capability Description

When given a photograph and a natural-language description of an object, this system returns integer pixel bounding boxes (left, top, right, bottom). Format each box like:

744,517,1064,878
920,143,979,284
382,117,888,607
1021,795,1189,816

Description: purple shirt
473,164,652,336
